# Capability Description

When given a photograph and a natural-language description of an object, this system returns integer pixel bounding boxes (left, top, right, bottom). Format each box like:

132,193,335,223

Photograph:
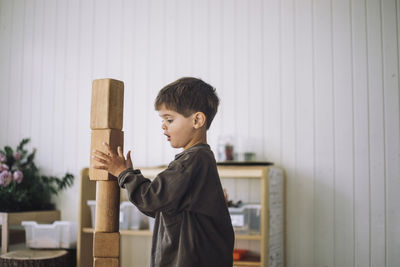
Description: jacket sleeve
118,152,199,215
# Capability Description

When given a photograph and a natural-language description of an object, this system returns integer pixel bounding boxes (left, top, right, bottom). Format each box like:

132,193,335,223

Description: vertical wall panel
107,0,123,80
351,0,371,266
381,0,400,266
8,0,24,147
121,0,135,163
161,0,179,162
76,0,93,172
147,0,165,166
192,0,208,78
30,0,44,166
58,0,80,220
295,0,314,266
175,0,192,76
63,0,80,172
235,0,250,148
92,0,109,78
332,0,355,266
262,0,281,164
52,0,67,174
39,0,56,173
20,0,35,149
247,0,263,161
280,0,297,265
131,0,149,166
221,0,236,136
313,0,335,266
366,0,387,266
0,0,12,143
207,0,223,150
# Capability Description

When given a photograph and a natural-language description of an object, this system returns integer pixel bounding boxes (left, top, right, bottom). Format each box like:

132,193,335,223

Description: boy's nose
161,123,166,130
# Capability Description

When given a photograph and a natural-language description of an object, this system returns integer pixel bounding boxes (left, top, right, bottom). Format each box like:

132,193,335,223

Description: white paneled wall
0,0,399,266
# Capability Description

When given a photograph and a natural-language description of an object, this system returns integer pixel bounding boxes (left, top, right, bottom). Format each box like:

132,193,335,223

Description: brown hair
154,77,219,129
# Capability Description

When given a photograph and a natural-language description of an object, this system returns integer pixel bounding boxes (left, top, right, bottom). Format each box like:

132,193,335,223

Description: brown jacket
118,144,234,267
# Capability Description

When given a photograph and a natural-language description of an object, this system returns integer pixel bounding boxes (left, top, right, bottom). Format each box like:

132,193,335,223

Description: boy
92,77,234,267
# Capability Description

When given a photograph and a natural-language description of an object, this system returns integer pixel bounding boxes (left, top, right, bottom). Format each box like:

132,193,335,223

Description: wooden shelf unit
77,165,284,267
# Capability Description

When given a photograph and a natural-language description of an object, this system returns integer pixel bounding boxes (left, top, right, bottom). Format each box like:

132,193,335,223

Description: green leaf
0,139,74,212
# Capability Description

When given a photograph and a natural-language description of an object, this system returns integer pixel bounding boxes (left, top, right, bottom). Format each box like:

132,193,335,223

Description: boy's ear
192,112,206,129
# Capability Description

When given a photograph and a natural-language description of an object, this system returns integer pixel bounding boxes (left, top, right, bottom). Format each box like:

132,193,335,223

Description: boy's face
158,105,195,150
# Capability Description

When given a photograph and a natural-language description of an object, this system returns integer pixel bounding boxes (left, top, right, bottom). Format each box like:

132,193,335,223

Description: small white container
87,200,96,228
88,200,148,230
119,201,131,230
245,204,261,234
129,204,147,230
148,217,155,232
21,221,77,249
228,206,248,234
228,204,261,234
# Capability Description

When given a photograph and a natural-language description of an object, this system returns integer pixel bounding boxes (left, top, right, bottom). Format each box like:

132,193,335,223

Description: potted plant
0,138,74,212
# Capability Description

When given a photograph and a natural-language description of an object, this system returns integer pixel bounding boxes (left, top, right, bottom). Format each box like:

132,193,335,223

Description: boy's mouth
164,133,171,141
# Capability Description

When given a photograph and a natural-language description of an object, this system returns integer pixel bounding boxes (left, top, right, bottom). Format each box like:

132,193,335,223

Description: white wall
1,0,399,266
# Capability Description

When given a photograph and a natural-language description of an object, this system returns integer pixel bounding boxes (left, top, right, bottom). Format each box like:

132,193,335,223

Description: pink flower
13,152,21,161
0,171,12,187
0,164,9,172
13,170,23,183
0,153,5,163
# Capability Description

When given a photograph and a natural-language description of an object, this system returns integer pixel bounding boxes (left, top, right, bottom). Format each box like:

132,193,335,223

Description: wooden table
0,210,60,254
0,249,69,267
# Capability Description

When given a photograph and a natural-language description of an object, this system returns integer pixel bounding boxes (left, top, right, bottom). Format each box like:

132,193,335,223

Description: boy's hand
92,142,133,178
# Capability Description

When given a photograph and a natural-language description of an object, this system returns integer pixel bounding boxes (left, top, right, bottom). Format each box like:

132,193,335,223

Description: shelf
233,255,261,266
233,261,260,267
218,166,267,178
140,166,267,179
120,229,152,236
82,227,152,237
78,165,285,267
235,234,262,240
83,227,260,240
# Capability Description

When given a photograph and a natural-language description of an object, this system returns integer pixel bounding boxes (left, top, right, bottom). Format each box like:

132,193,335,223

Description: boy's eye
161,119,173,124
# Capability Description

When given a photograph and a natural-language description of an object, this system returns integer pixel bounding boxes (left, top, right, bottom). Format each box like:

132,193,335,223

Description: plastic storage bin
119,201,148,230
88,200,149,230
148,217,155,232
128,202,148,230
245,204,261,234
119,201,131,230
87,200,96,228
21,221,78,249
228,204,261,234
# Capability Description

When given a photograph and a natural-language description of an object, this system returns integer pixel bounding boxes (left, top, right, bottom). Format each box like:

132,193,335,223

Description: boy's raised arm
118,153,199,215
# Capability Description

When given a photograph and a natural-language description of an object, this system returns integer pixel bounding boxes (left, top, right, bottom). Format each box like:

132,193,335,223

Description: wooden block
93,232,120,257
91,78,124,130
95,181,120,232
89,129,124,181
93,257,119,267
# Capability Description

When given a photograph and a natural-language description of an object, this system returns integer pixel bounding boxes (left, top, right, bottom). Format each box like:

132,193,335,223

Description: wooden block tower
89,78,124,267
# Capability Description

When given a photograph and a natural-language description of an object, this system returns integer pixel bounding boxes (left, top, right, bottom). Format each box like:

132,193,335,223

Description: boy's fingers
93,150,110,160
92,155,108,164
102,142,115,156
92,165,108,170
126,151,133,168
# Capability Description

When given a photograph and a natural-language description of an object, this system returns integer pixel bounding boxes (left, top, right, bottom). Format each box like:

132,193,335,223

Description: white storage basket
21,221,78,249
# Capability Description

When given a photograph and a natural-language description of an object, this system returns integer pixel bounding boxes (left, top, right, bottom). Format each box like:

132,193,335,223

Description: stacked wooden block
89,79,124,267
